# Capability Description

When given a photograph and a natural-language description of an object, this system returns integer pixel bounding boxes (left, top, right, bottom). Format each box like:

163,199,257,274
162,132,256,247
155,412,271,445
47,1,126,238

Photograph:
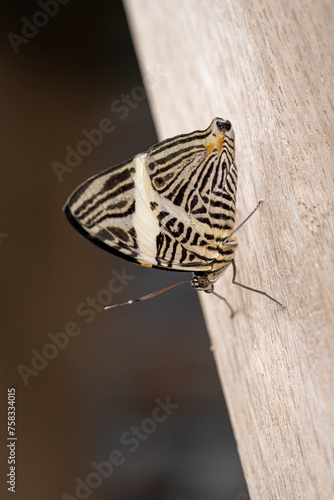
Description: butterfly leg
223,200,263,243
212,291,236,318
231,260,285,308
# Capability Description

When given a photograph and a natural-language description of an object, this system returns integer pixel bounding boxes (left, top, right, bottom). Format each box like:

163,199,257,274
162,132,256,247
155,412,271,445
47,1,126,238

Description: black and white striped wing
64,157,146,264
64,118,237,273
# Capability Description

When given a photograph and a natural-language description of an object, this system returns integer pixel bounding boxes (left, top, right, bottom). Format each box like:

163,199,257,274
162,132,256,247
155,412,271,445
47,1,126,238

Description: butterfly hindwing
65,157,143,260
64,118,237,273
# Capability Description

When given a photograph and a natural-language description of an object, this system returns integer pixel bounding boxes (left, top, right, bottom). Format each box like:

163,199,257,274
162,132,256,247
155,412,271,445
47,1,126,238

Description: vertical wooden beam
124,1,334,498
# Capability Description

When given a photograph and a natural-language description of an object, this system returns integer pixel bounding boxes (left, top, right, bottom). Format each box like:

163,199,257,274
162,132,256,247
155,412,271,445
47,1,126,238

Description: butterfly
64,118,283,315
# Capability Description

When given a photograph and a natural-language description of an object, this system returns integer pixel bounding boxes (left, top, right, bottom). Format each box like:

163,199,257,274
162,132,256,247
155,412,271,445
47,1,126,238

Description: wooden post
124,1,334,498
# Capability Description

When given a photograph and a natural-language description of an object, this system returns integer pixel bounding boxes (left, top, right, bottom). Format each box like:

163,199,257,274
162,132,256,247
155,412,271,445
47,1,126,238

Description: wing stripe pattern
64,118,238,273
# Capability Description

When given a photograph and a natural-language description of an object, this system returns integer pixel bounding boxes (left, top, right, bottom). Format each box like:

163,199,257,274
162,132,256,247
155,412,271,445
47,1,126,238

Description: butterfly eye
153,177,166,189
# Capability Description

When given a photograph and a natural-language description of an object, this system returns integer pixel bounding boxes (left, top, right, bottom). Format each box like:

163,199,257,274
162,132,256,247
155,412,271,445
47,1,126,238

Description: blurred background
0,2,248,499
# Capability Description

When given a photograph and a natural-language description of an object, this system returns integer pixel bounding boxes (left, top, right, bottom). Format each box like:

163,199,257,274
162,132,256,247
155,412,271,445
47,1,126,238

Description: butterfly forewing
64,118,238,273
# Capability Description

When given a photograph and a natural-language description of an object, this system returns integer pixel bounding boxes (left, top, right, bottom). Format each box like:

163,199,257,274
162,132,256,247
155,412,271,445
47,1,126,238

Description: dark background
1,2,248,499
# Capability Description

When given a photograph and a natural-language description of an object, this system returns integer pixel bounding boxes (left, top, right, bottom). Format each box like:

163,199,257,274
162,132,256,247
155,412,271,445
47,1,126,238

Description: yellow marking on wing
216,135,224,153
137,259,153,268
206,135,224,155
206,138,216,155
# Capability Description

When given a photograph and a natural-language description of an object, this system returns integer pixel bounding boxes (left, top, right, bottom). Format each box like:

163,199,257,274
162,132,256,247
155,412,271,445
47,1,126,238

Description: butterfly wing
142,118,238,269
64,156,152,265
64,118,237,272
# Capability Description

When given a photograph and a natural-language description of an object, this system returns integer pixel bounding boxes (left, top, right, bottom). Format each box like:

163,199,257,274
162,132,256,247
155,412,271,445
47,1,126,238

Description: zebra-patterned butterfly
64,118,283,314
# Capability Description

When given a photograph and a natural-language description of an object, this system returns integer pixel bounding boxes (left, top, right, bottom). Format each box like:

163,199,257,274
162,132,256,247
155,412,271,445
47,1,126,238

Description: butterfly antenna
104,279,192,309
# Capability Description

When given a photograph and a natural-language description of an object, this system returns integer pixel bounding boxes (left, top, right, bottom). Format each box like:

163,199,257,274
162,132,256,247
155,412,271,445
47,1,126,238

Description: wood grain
124,1,334,498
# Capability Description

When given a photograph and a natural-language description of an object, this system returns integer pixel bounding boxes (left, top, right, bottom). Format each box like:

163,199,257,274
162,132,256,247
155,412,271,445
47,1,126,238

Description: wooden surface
124,1,334,498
